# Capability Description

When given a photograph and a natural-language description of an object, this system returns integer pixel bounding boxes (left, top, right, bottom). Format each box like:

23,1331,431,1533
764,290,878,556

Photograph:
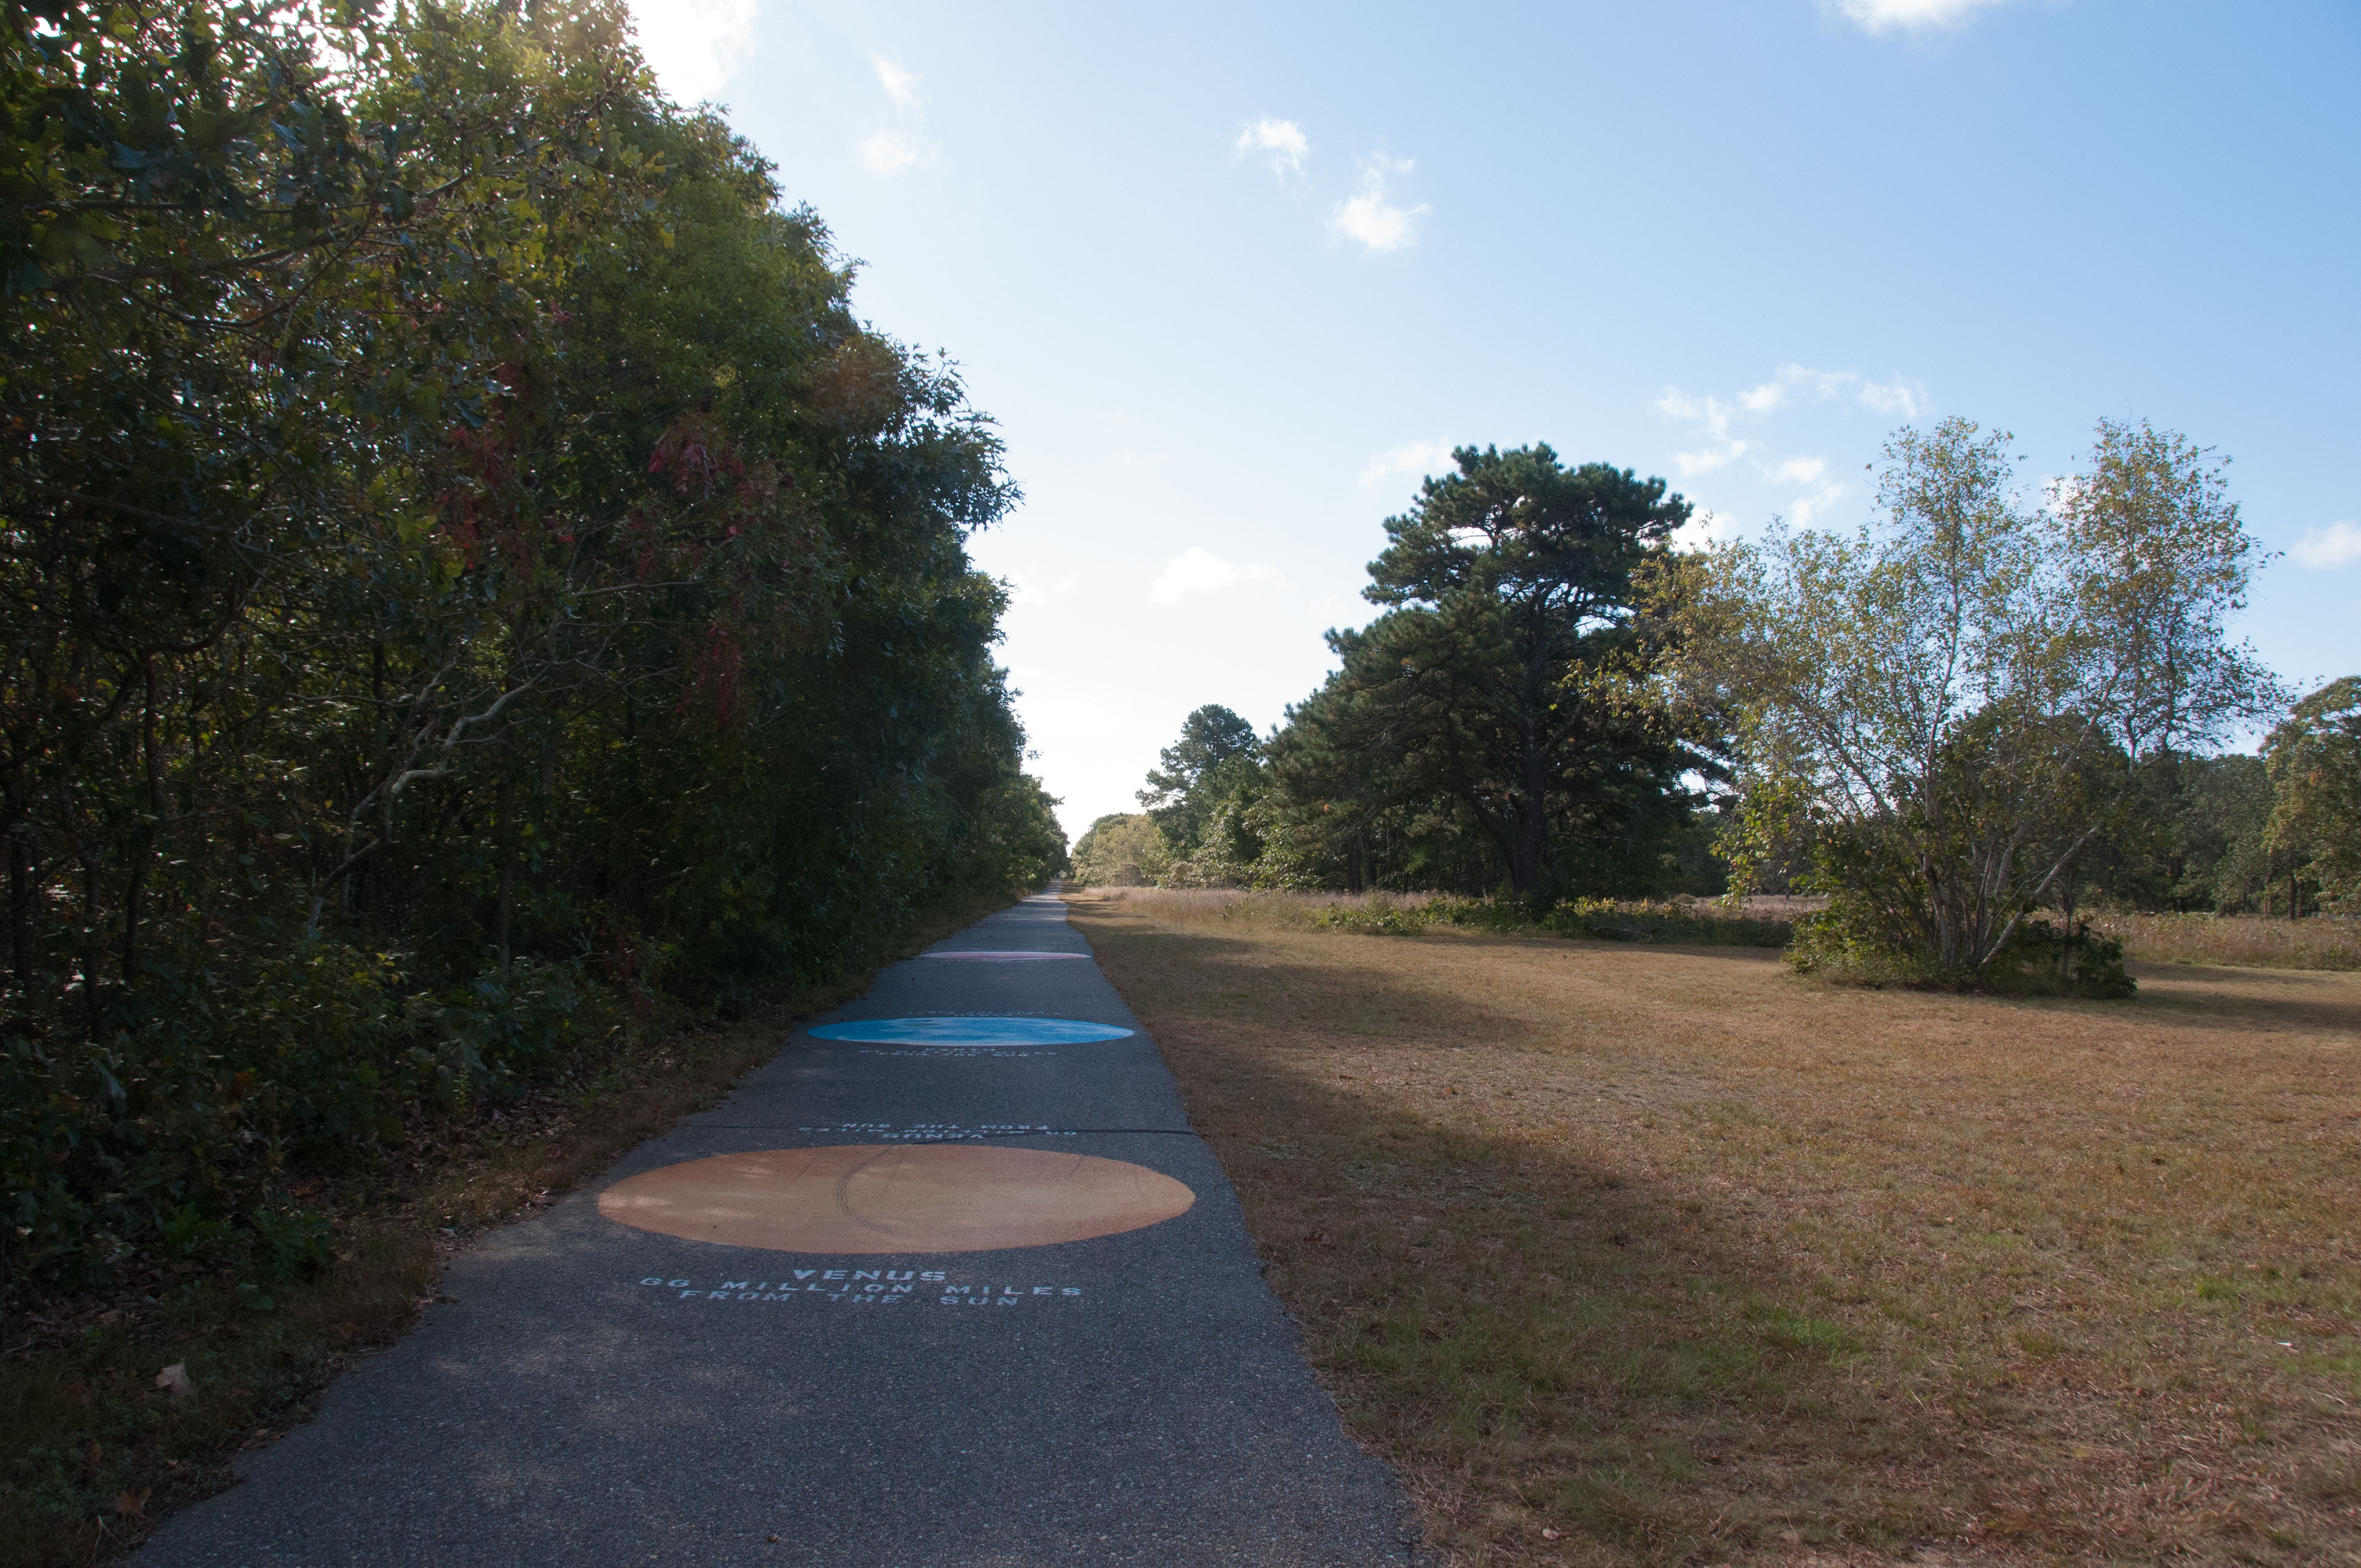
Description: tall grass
2096,912,2361,971
1085,888,1792,946
1082,887,1385,928
1087,889,2361,972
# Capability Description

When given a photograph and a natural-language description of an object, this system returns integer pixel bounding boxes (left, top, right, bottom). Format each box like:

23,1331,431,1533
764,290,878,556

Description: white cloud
1736,364,1925,420
2293,520,2361,570
1786,480,1849,526
1654,390,1748,477
1149,546,1283,606
860,129,931,175
874,57,919,109
628,0,755,103
1236,117,1308,176
1760,455,1847,524
1006,570,1082,605
1657,368,1920,529
1856,380,1922,417
1329,156,1427,253
1360,439,1456,489
1832,0,2013,34
1672,508,1739,553
858,56,935,175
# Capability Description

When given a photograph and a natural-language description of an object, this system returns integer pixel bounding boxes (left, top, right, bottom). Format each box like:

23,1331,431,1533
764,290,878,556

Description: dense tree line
1082,433,2353,994
1078,445,1723,898
1,0,1062,1301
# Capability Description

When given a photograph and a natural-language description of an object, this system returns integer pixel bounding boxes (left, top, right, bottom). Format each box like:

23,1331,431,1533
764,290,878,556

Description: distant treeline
2,0,1062,1300
1080,449,1719,899
1075,439,2356,965
1075,741,2297,915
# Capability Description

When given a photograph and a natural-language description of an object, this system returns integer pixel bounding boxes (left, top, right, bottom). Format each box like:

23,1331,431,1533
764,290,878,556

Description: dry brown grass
2096,913,2361,973
1082,887,1434,924
1085,889,2361,974
1067,887,2361,1567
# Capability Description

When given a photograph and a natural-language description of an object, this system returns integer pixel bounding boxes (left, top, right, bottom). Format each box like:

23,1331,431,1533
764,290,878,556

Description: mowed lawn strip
1066,889,2361,1567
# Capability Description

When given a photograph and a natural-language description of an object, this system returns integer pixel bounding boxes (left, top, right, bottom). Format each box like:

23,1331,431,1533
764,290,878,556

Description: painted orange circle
597,1144,1196,1254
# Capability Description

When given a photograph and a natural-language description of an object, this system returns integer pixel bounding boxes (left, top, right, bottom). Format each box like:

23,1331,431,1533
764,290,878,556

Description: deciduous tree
1688,417,2281,986
0,0,1061,1301
2264,676,2361,914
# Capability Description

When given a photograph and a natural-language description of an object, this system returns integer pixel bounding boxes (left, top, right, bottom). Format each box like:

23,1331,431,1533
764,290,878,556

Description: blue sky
627,0,2360,842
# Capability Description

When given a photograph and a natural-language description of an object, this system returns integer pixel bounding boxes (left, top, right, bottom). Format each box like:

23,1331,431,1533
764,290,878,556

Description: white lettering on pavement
855,1047,1058,1059
636,1272,1085,1309
792,1122,1075,1140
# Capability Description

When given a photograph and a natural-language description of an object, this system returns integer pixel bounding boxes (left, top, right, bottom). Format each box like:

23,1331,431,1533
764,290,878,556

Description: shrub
1313,894,1793,947
1315,892,1441,935
1787,903,2132,998
0,942,640,1301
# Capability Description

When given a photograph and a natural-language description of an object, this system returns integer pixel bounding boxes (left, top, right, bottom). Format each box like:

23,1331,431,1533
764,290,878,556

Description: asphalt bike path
142,892,1417,1566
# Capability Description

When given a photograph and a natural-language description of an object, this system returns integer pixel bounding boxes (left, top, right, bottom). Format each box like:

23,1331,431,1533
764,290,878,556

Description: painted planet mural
807,1016,1133,1046
598,1144,1196,1253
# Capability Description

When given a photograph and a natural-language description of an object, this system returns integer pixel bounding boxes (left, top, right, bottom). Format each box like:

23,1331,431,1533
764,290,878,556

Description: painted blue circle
807,1016,1135,1046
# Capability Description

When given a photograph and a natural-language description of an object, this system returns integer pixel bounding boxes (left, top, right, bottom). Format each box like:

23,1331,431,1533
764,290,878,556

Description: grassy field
2095,912,2361,972
1067,888,2361,1567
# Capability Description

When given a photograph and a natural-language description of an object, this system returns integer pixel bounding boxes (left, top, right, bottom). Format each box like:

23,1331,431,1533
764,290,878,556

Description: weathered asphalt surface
140,893,1417,1566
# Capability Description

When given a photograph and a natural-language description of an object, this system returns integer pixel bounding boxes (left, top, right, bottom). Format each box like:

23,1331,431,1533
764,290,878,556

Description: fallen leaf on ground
154,1363,191,1397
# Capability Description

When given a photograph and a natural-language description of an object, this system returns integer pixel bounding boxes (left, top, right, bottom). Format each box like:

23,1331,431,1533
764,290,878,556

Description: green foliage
0,0,1058,1304
1787,905,2132,998
1528,897,1787,947
1313,894,1791,947
1136,705,1259,849
1267,444,1711,897
1068,813,1168,888
1993,920,2135,998
2264,676,2361,915
1313,891,1442,935
1117,703,1275,888
1687,417,2282,990
2077,752,2274,913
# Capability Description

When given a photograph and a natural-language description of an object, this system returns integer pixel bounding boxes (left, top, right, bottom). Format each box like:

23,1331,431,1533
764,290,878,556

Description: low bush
1990,920,2137,998
1315,894,1795,947
0,947,633,1307
1529,897,1791,947
1313,892,1446,936
1786,901,2134,998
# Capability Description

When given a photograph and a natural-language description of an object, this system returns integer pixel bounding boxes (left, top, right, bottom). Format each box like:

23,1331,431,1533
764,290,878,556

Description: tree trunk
1510,802,1545,895
2058,884,2077,985
1510,711,1549,896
